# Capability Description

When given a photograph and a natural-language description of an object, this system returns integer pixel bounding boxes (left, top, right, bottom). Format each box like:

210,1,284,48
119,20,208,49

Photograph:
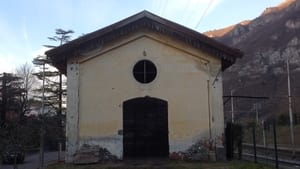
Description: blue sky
0,0,283,73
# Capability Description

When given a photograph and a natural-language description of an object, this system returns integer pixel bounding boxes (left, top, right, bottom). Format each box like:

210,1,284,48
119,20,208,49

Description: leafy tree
46,29,74,117
45,28,74,48
32,28,74,152
33,58,61,115
0,72,25,126
33,29,74,116
0,72,27,158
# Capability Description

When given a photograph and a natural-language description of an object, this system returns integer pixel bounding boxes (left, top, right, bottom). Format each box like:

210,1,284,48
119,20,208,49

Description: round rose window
133,60,157,84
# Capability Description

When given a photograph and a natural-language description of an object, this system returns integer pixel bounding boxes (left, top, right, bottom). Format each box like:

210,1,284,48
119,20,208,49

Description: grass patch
46,160,275,169
229,161,275,169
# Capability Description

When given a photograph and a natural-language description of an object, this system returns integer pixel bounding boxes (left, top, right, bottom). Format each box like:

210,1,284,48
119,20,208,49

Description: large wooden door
123,97,169,158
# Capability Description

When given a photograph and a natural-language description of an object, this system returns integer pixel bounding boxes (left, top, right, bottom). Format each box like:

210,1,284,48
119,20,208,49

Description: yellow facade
70,31,224,157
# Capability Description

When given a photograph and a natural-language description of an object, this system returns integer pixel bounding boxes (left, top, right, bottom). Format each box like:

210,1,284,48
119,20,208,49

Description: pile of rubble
98,147,118,162
73,144,118,164
184,140,210,161
170,139,216,161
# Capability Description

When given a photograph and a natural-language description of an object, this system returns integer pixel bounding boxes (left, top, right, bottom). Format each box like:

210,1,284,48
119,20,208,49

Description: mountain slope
205,0,300,122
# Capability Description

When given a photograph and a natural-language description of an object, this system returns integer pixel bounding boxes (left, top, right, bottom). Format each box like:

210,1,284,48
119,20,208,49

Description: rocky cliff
205,0,300,122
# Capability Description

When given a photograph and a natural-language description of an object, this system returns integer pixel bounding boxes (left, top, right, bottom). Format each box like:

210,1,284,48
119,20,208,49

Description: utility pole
40,61,45,169
255,103,259,124
286,54,295,156
33,58,46,169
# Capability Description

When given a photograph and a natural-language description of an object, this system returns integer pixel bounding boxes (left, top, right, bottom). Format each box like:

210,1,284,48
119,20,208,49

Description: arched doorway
123,97,169,158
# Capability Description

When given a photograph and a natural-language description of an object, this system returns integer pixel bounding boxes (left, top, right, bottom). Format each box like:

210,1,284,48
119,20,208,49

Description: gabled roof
46,10,243,74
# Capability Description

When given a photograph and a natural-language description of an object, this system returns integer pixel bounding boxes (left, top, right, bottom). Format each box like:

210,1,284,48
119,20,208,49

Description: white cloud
21,18,31,47
0,0,225,75
31,47,58,72
0,47,49,74
0,53,16,73
0,17,20,54
0,16,33,72
22,20,29,42
32,46,49,58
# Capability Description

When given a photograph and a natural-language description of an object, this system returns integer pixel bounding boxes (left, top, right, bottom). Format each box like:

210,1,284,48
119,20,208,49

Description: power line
150,0,157,13
182,0,192,25
161,0,168,16
185,0,201,26
152,0,162,15
157,0,163,15
195,0,215,29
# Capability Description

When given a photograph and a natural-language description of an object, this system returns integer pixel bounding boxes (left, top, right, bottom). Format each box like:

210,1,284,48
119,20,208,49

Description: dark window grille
133,60,157,83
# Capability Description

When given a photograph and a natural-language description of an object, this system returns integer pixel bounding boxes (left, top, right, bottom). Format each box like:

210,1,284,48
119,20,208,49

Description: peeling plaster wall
66,31,224,161
66,63,80,162
78,135,123,158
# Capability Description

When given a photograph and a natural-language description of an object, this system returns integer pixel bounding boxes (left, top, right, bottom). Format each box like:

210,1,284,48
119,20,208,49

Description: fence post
58,142,62,162
252,124,257,163
225,122,233,160
273,120,279,169
262,120,266,147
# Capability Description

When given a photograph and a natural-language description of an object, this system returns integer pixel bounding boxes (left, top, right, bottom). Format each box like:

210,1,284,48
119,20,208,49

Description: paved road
0,151,64,169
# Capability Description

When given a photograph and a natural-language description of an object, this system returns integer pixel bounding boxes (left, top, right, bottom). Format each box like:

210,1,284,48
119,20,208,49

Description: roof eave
46,11,243,74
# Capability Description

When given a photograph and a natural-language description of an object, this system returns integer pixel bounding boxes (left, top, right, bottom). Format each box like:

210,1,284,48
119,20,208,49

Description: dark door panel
123,97,169,158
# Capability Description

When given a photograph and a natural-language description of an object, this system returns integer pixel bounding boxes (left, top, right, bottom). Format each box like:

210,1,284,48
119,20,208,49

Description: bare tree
15,63,36,119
